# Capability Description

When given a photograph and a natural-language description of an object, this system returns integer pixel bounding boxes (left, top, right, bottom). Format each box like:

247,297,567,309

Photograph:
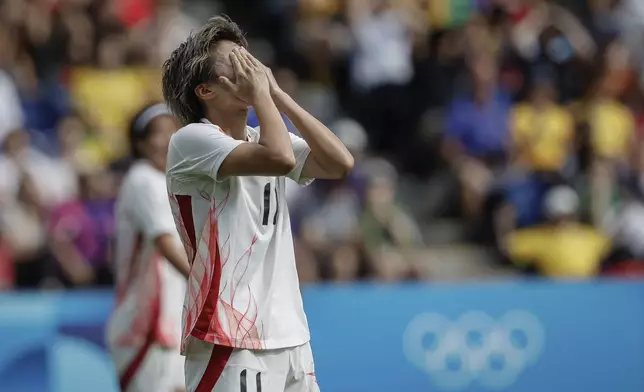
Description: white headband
134,104,171,134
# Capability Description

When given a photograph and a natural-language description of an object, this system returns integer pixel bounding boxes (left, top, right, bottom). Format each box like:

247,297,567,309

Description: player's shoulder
170,121,235,150
173,121,219,140
122,161,163,189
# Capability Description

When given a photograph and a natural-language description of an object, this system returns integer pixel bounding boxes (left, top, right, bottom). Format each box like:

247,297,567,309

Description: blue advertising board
0,281,643,392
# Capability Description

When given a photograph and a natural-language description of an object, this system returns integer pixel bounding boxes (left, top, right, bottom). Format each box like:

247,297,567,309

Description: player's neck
204,107,248,141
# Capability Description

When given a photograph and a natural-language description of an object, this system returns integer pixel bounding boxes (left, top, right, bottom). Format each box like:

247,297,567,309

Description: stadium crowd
1,0,644,290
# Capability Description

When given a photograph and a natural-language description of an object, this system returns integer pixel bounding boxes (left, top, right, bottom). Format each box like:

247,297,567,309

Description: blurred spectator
1,0,644,289
604,178,644,261
347,0,426,156
503,185,611,278
586,81,635,224
609,0,644,88
69,24,159,160
114,0,155,28
331,117,370,199
13,53,70,150
598,39,636,100
21,0,70,80
359,164,424,281
60,0,97,66
0,174,48,288
56,112,105,173
151,0,201,65
443,53,511,218
505,0,596,101
299,180,363,279
511,75,574,173
0,69,24,143
47,168,115,288
507,0,596,63
484,170,550,248
295,119,371,282
0,129,77,208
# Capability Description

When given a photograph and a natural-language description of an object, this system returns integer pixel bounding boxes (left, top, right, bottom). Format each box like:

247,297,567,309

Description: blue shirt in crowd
445,90,511,158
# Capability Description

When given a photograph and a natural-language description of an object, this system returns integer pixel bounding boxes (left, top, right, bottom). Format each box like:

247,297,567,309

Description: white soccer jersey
166,120,312,353
107,161,187,350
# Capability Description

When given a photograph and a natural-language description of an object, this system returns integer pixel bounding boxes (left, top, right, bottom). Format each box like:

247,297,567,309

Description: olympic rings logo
403,310,545,390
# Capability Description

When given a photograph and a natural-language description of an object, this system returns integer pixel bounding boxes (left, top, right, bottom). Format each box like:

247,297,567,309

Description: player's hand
264,66,283,98
218,48,270,104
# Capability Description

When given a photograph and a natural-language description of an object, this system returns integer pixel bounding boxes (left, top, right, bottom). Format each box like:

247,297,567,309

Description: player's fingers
234,47,254,71
242,48,264,70
240,48,261,69
229,51,245,76
217,76,236,93
264,66,274,80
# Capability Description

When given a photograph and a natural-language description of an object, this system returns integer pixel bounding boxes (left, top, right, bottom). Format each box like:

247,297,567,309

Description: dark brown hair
161,15,247,125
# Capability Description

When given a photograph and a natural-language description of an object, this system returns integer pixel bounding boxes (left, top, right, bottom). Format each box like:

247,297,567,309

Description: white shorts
184,339,319,392
110,342,186,392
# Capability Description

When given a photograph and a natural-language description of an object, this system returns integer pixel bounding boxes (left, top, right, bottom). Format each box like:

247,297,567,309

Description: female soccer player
162,15,353,392
107,103,191,392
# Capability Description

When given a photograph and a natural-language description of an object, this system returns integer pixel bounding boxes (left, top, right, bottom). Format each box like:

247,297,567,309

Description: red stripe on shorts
195,345,234,392
119,336,154,390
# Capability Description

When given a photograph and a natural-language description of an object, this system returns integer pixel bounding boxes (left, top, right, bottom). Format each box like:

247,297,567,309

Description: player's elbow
267,153,297,175
336,154,355,179
327,154,355,180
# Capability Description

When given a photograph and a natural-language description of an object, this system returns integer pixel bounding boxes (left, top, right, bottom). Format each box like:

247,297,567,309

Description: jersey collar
200,118,251,142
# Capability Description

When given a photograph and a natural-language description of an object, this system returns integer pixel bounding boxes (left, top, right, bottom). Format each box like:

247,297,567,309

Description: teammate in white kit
107,103,192,392
161,16,354,392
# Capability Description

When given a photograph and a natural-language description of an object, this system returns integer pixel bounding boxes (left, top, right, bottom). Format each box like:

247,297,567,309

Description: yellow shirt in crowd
589,100,634,159
507,224,611,278
69,67,162,161
512,103,574,172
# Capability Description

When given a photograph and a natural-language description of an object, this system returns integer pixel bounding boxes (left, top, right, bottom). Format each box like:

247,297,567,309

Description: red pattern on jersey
227,235,263,349
115,253,162,347
172,191,264,350
193,203,229,344
113,229,164,347
175,195,196,263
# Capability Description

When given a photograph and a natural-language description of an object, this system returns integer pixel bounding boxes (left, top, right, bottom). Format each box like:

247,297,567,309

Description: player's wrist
270,87,286,100
270,89,290,111
249,87,272,105
252,92,278,110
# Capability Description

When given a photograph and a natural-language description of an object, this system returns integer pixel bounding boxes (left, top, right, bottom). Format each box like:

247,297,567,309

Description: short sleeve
131,181,176,240
286,132,313,185
167,123,244,181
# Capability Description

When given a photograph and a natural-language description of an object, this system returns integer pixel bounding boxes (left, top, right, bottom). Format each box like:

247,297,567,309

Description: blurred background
1,0,644,391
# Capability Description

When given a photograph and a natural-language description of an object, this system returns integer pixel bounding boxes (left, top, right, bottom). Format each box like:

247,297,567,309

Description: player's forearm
273,91,354,178
253,98,295,167
155,234,190,278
